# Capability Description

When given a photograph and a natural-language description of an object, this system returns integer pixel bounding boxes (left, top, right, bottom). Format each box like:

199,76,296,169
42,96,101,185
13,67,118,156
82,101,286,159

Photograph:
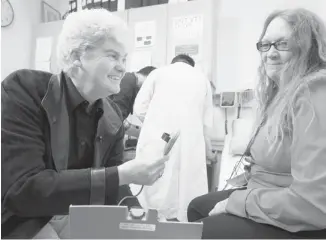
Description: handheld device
220,92,237,108
118,131,180,206
162,131,180,156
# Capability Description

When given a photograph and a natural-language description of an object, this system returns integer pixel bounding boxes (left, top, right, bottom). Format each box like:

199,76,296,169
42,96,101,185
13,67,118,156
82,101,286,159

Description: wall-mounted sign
135,21,156,48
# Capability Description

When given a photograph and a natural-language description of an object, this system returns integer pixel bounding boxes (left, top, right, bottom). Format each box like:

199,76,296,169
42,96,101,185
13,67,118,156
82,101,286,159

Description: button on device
96,136,103,142
129,207,146,220
163,131,180,156
161,133,171,143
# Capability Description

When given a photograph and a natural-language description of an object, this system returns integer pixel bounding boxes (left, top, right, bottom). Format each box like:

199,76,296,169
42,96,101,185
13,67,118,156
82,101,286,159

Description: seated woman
187,8,326,239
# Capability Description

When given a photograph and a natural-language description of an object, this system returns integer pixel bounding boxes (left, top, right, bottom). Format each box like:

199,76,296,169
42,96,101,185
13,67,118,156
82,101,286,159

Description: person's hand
123,119,131,130
208,198,228,216
118,156,168,186
206,150,217,164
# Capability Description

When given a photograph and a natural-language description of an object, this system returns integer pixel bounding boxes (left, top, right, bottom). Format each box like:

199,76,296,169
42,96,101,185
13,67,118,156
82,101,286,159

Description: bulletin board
127,4,168,72
31,0,215,79
166,0,215,81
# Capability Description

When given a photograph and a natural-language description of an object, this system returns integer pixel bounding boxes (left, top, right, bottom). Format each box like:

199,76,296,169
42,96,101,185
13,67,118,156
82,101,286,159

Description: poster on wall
172,14,203,40
35,37,53,62
134,21,156,48
171,14,204,71
174,44,199,58
35,36,53,72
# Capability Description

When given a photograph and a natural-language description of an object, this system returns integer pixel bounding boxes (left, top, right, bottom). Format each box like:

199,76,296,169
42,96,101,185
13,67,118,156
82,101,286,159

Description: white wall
1,0,41,80
215,0,326,93
2,0,325,82
0,0,70,80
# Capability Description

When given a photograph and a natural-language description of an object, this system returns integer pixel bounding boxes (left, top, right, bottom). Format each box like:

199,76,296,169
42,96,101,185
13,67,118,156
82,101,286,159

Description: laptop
69,205,203,239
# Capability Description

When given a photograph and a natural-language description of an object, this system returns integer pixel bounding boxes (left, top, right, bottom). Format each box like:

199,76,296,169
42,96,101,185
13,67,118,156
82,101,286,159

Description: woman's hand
206,150,217,164
208,198,228,216
118,156,168,186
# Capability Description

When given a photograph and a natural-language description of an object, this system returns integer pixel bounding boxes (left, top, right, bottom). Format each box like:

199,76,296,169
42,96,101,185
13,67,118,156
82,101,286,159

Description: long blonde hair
255,8,326,153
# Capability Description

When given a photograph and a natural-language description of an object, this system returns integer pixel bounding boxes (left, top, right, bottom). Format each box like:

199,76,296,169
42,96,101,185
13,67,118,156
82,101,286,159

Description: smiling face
261,17,294,83
78,38,127,101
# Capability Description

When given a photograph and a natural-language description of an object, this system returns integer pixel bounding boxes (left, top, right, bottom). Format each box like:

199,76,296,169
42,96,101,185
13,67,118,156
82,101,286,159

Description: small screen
220,92,236,108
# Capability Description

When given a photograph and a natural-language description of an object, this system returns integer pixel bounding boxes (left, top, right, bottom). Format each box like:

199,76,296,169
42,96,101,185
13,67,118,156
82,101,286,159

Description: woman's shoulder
295,69,326,104
294,69,326,126
304,69,326,90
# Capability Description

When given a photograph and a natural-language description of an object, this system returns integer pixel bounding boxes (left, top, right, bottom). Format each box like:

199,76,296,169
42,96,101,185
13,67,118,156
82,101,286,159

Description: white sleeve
133,70,157,121
203,79,214,129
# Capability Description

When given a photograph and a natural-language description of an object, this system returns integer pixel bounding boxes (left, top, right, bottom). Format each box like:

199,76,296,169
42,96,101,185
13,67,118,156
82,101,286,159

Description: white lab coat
131,62,214,222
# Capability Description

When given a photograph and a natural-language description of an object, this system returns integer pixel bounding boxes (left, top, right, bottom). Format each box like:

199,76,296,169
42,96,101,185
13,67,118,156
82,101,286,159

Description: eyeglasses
256,40,290,52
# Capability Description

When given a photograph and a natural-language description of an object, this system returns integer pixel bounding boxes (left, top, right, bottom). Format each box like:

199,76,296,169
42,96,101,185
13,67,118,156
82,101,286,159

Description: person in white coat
131,54,214,222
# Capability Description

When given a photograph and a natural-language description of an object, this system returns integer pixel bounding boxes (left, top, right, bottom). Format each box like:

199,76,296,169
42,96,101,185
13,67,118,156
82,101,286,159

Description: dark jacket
1,70,124,238
110,72,139,120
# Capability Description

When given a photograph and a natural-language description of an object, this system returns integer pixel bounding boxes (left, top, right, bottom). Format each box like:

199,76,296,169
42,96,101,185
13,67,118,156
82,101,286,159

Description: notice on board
135,21,156,48
35,37,53,62
172,15,203,41
175,44,199,56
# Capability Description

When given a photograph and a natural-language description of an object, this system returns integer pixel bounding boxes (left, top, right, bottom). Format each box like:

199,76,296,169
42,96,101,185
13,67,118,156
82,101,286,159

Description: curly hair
56,9,130,74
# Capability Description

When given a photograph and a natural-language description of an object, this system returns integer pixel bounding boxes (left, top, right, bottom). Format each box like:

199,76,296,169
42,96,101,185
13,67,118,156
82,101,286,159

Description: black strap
224,108,228,135
90,168,106,205
244,117,266,156
237,104,241,119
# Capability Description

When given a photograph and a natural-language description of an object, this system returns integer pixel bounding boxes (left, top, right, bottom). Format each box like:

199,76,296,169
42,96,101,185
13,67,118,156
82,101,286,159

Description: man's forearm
4,167,121,217
4,169,92,217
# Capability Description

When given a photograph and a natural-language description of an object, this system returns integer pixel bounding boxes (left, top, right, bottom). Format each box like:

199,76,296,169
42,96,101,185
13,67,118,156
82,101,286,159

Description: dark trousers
187,189,326,239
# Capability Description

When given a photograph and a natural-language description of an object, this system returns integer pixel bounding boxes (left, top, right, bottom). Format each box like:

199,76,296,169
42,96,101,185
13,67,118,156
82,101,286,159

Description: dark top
64,76,104,169
1,70,125,238
110,72,139,120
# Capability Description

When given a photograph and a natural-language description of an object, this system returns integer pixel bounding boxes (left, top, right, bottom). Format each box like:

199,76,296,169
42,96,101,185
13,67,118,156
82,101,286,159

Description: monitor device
69,205,203,239
220,92,237,108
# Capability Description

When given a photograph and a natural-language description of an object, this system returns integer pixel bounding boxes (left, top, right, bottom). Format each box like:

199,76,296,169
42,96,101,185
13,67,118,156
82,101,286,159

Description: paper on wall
172,15,204,72
129,50,152,72
172,14,203,41
134,21,156,48
174,43,204,72
35,37,53,62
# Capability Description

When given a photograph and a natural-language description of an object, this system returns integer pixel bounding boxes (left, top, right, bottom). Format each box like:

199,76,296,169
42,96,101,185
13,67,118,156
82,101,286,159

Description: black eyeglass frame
256,40,291,52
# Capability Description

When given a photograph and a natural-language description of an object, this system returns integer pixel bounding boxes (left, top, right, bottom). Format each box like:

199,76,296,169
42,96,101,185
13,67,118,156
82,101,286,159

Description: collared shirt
64,75,104,169
109,72,139,120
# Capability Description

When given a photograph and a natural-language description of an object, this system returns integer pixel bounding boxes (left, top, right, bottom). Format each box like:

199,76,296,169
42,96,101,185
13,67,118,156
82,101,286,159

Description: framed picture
212,93,220,106
220,92,237,108
42,1,61,23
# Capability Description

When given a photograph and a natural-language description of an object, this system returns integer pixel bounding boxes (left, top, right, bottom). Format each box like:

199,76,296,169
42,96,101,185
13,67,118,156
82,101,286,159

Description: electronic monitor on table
69,205,203,239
